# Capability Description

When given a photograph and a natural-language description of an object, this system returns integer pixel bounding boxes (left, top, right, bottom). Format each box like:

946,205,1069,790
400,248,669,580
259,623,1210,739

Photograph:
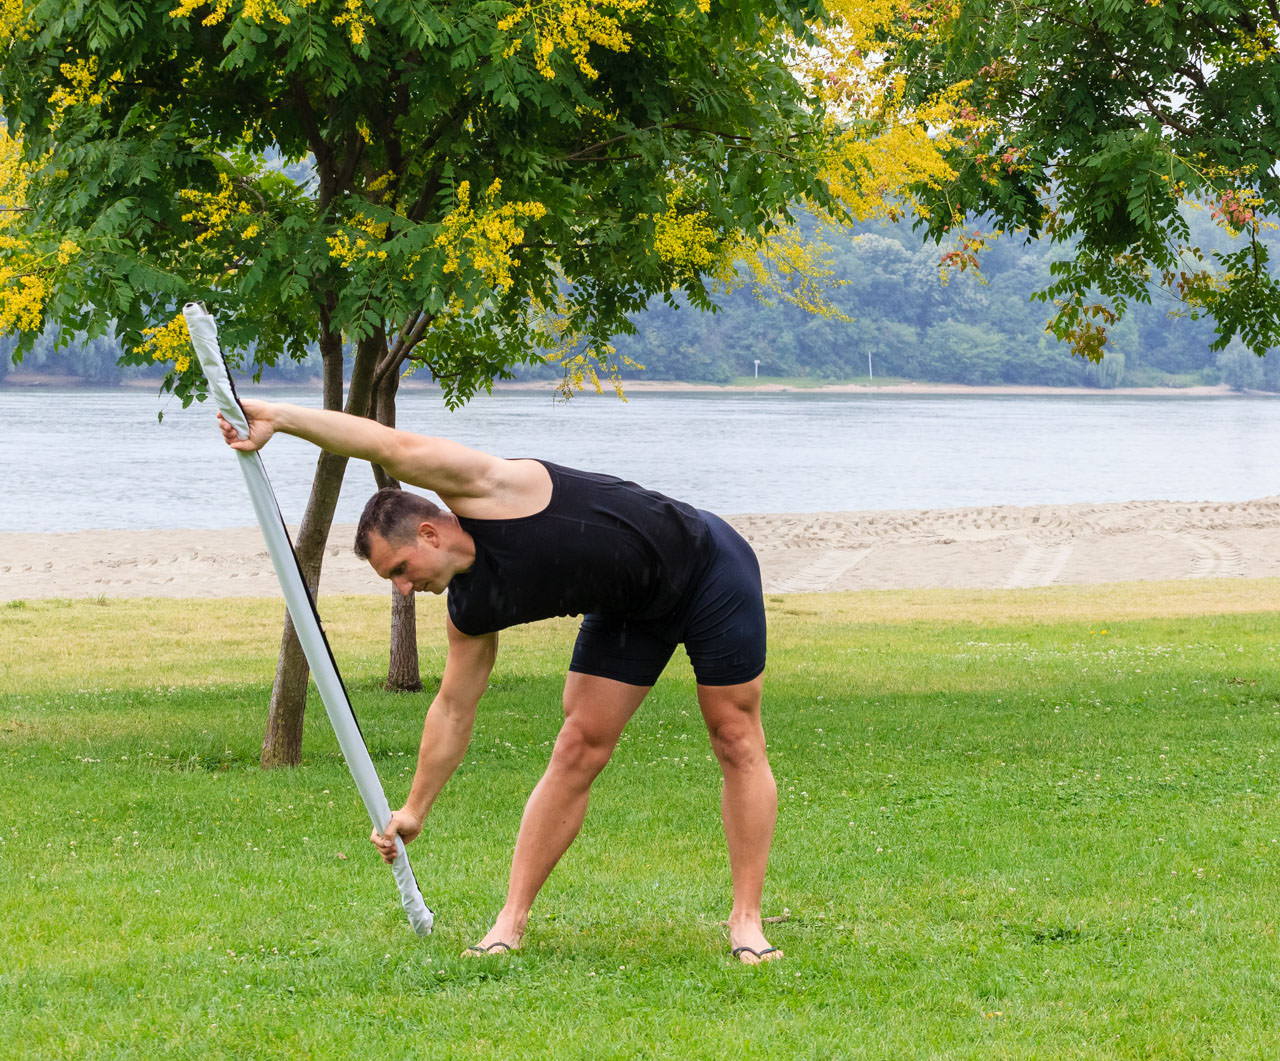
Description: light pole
754,359,760,380
867,350,873,381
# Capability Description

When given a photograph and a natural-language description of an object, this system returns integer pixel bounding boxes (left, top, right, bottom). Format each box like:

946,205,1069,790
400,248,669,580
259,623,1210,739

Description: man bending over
219,400,781,964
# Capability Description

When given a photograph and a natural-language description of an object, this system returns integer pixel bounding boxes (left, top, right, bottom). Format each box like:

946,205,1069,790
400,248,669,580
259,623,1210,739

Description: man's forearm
402,697,476,821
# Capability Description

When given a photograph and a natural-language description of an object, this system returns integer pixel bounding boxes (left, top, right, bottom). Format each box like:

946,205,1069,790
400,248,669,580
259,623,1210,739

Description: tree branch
373,310,432,391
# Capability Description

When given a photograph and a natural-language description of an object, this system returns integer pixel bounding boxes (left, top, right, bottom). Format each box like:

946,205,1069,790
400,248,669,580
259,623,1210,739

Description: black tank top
446,461,711,635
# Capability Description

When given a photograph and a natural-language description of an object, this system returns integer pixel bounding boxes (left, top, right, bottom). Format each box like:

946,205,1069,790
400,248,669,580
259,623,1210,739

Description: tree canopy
0,0,852,404
889,0,1280,361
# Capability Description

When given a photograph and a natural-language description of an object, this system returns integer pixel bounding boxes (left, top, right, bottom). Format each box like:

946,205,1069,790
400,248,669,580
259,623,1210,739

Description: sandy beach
5,496,1280,601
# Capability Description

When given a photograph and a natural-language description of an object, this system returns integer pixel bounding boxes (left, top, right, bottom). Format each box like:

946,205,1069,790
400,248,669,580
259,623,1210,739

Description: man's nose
392,577,413,597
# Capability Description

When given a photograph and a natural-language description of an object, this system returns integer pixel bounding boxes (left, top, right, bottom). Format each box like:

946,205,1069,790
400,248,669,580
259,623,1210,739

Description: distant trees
601,211,1261,389
891,0,1280,362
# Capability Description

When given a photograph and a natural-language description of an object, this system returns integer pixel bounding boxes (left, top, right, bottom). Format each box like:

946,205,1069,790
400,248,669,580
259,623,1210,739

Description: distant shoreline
489,379,1252,398
2,372,1267,399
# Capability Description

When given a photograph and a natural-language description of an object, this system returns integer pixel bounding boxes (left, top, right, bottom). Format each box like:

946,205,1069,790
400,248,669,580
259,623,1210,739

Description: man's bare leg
469,672,649,953
697,674,781,964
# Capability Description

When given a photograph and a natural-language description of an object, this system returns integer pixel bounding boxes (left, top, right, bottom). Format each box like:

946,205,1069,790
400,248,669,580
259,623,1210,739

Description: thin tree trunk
259,447,350,767
385,586,422,692
370,353,422,692
259,312,378,767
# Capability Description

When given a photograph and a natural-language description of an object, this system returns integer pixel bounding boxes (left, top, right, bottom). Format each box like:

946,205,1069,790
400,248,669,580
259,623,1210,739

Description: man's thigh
558,671,652,754
569,614,677,687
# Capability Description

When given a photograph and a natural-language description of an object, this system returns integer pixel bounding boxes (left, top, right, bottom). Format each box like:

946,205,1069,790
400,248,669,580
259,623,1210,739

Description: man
219,399,781,964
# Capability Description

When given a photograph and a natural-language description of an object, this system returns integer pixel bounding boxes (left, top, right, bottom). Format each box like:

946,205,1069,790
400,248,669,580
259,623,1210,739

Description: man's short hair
354,488,444,560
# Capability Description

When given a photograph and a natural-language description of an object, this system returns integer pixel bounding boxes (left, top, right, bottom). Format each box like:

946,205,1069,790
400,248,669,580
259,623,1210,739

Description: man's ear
416,520,441,546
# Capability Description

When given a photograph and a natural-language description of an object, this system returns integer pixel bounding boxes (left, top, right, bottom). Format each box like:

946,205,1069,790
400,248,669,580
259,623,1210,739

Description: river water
3,386,1279,532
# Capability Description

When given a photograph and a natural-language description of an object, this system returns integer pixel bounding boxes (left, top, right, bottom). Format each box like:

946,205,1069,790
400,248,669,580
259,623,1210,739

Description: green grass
4,586,1280,1059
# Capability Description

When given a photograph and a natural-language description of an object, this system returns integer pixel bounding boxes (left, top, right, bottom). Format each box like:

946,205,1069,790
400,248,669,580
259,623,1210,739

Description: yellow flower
499,0,647,80
652,195,719,272
333,0,373,45
0,271,48,333
433,180,548,289
142,315,195,374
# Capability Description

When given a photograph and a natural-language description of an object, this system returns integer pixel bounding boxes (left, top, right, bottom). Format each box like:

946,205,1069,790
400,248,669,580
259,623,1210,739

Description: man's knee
699,678,768,772
705,715,768,772
548,719,617,780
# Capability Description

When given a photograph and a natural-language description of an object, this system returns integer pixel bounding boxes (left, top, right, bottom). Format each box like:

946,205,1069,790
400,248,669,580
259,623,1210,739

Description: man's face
364,525,450,597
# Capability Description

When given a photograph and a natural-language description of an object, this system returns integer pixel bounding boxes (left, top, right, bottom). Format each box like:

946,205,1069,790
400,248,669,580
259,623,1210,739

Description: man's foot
732,944,782,965
462,940,517,957
729,920,782,965
463,913,526,958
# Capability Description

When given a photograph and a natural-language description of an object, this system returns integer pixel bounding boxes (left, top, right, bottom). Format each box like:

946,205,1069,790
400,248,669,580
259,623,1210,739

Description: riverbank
493,379,1247,398
1,371,1258,398
6,496,1280,601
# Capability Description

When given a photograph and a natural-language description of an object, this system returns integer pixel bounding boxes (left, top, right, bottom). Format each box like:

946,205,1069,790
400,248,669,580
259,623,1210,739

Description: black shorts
568,512,767,687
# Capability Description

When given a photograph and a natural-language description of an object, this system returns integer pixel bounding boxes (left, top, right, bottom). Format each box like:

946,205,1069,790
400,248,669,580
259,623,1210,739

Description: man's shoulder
447,458,553,521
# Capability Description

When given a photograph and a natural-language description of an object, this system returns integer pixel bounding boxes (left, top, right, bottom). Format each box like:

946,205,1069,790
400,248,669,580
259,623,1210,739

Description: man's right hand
218,398,276,452
371,808,424,864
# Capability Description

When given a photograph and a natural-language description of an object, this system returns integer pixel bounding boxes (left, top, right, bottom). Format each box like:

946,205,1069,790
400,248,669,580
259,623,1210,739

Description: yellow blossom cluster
0,127,51,334
141,314,194,373
332,0,373,45
498,0,647,80
487,289,634,399
325,211,389,267
179,173,255,245
48,58,125,112
549,348,625,399
170,0,297,26
0,258,48,334
0,0,29,40
434,180,547,289
821,0,917,44
793,2,971,222
169,0,369,45
651,196,725,275
824,120,959,222
1228,20,1280,64
740,225,855,321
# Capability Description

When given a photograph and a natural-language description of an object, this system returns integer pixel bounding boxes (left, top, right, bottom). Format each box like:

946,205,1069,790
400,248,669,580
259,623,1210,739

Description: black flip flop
732,945,780,962
463,941,515,956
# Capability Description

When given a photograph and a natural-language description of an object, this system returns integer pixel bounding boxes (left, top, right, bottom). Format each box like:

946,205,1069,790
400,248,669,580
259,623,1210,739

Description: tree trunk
259,445,352,767
371,351,423,693
259,313,378,768
260,609,309,767
385,585,422,692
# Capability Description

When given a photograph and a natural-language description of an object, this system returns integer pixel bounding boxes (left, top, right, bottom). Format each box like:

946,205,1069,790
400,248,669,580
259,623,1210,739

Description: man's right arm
370,619,498,863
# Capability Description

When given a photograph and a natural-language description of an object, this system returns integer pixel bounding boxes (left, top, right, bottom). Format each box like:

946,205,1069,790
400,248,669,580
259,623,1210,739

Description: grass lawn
3,583,1280,1059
